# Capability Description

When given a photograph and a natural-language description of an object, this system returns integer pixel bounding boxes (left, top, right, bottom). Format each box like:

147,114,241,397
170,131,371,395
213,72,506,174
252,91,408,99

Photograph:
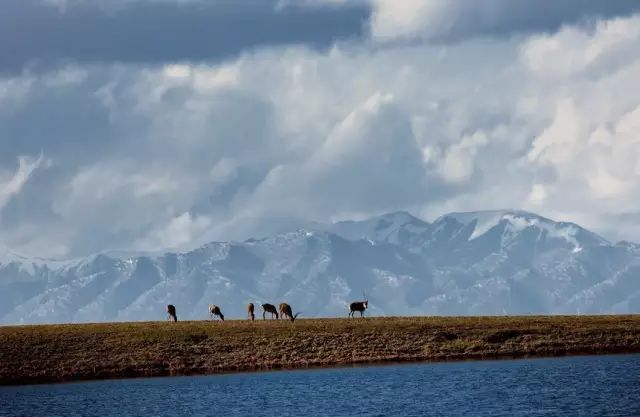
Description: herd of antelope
165,295,368,323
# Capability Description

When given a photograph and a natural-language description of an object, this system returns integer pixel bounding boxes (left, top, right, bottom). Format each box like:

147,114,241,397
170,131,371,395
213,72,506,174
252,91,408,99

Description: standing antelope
262,303,279,320
167,304,177,322
279,303,301,322
208,304,225,321
348,294,368,318
247,303,255,321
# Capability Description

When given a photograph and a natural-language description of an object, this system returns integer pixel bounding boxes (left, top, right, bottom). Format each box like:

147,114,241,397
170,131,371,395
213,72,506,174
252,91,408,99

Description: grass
1,315,639,385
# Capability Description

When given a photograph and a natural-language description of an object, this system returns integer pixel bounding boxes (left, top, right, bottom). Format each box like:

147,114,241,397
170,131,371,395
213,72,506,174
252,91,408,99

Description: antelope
208,304,225,321
279,303,301,322
247,303,255,321
262,303,279,320
167,304,177,322
348,293,368,318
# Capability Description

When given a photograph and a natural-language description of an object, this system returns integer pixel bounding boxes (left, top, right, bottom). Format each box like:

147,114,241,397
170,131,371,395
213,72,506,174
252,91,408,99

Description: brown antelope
348,293,368,318
262,303,279,320
208,304,225,321
279,303,301,322
167,304,177,322
247,303,255,321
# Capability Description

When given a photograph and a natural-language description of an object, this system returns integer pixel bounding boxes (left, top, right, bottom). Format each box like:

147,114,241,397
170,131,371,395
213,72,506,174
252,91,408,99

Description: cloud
0,154,49,210
0,0,368,74
134,212,212,252
237,91,433,220
501,16,640,241
369,0,640,42
2,9,640,257
8,0,637,78
437,131,488,184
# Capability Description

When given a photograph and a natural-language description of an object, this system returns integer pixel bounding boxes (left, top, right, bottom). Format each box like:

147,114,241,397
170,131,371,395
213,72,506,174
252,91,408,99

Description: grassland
1,315,639,385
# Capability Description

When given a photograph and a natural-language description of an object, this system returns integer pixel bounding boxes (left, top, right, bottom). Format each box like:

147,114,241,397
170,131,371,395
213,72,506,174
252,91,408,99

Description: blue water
1,355,639,416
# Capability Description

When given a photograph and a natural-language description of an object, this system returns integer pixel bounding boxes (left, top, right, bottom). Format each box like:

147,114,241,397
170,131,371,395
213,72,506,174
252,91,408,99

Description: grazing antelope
247,303,255,321
167,304,177,322
262,303,279,320
279,303,301,322
208,304,225,321
348,294,368,318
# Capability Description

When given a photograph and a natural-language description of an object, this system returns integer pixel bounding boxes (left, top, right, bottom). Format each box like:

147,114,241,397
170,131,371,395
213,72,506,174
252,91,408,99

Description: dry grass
1,315,639,385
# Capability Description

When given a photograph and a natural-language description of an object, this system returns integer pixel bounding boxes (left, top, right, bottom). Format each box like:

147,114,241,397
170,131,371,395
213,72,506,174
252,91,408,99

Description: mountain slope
1,209,639,324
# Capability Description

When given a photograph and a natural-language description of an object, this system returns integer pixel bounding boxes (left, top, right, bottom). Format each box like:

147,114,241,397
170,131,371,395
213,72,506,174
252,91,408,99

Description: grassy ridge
1,315,639,385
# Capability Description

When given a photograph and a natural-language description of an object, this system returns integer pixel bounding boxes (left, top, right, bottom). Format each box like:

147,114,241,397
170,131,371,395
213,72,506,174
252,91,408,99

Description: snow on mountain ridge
438,209,559,238
0,209,637,324
436,209,608,250
326,210,429,245
0,244,80,277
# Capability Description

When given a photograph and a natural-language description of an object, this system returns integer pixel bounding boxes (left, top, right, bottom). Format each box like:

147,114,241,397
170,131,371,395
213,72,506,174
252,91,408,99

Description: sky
2,0,640,258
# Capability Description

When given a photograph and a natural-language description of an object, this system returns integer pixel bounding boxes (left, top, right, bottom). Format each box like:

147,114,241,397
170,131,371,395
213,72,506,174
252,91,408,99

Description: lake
2,355,639,416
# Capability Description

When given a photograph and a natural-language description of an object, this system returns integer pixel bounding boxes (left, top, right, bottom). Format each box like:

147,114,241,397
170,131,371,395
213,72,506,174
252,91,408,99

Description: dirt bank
1,315,639,385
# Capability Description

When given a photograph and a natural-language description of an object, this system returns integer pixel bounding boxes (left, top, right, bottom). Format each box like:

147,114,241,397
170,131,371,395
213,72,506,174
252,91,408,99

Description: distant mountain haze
1,210,639,324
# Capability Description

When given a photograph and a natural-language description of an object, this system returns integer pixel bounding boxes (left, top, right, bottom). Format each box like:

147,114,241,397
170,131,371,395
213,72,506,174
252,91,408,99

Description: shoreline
2,315,639,386
8,350,640,389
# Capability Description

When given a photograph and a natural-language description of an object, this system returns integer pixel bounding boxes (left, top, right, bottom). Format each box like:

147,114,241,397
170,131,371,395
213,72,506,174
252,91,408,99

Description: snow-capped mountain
323,211,430,247
1,209,639,324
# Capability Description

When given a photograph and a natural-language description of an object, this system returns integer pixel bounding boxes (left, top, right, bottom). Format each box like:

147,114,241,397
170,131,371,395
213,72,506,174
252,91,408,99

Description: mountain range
2,209,639,324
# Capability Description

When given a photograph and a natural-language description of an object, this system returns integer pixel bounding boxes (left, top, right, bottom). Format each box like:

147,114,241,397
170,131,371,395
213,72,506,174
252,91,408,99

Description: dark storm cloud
0,0,369,73
450,0,640,40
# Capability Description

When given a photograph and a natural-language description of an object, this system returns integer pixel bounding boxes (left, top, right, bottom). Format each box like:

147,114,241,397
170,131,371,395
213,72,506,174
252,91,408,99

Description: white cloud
527,98,587,165
44,66,88,87
51,161,198,236
527,184,547,206
0,154,49,210
2,10,640,257
369,0,640,43
437,131,488,184
134,212,212,252
0,77,34,115
163,64,191,79
513,17,640,237
370,0,454,42
522,15,640,78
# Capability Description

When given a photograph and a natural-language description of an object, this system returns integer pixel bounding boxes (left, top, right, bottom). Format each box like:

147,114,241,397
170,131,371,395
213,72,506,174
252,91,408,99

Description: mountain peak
435,209,539,239
327,210,429,244
378,210,421,221
437,208,540,223
435,209,608,248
